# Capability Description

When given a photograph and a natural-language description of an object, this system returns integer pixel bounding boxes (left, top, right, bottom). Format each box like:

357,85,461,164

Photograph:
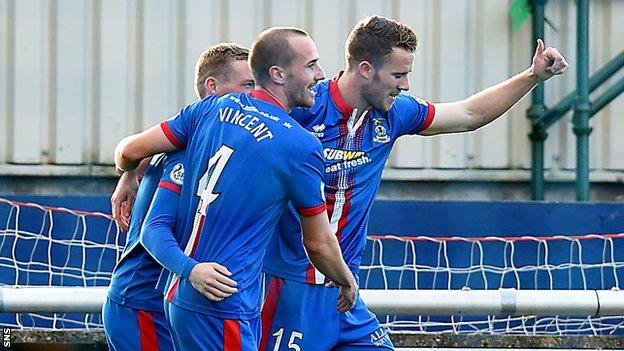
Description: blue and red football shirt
263,73,435,284
107,150,186,312
149,90,327,320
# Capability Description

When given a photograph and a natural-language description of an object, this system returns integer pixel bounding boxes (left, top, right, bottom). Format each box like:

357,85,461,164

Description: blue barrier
368,200,624,236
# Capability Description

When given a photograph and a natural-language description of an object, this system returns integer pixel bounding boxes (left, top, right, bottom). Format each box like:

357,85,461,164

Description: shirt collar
328,71,354,118
329,71,374,124
250,89,287,111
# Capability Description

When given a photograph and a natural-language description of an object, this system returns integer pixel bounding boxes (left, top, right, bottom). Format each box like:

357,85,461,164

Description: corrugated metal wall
0,0,622,178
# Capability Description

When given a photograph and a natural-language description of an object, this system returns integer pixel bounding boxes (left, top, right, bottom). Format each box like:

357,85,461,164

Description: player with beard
260,15,568,350
114,27,358,350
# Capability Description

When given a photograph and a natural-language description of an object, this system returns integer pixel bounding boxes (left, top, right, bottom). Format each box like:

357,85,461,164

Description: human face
283,35,325,109
217,59,256,95
362,47,413,112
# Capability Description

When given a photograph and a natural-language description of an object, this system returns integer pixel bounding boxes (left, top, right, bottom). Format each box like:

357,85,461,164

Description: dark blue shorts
102,297,174,351
260,275,393,351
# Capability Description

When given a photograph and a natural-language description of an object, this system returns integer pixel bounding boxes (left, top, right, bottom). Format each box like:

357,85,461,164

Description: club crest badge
170,163,184,185
372,118,390,143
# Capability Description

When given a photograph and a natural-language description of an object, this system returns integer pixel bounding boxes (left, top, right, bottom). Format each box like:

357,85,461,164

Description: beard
285,76,315,108
362,82,388,112
362,76,399,113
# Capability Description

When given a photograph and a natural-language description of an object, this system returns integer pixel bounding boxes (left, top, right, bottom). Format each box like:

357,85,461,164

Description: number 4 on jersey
196,145,235,215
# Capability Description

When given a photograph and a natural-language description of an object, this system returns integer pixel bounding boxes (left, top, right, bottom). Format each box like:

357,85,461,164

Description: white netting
2,197,624,336
360,234,624,335
0,198,122,330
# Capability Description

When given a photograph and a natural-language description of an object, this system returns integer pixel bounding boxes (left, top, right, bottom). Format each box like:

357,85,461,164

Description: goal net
360,233,624,335
0,198,121,330
1,197,623,336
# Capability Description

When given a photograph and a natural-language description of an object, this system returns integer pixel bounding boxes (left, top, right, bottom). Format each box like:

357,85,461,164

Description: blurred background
0,0,623,201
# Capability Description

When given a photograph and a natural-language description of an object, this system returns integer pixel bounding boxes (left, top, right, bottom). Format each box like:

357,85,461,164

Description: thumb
535,39,545,56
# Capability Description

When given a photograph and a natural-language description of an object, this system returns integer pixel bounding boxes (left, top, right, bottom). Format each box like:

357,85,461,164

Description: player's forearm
141,190,198,279
142,223,198,279
463,68,540,130
300,212,357,288
424,68,541,136
461,39,568,130
115,124,178,172
114,136,142,172
304,235,356,289
142,225,198,279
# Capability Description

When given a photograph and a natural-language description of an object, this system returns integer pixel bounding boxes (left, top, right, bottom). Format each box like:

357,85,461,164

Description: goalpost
2,286,624,316
1,197,624,337
360,233,624,335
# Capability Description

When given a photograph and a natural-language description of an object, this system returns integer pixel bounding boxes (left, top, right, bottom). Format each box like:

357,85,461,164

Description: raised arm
422,39,569,136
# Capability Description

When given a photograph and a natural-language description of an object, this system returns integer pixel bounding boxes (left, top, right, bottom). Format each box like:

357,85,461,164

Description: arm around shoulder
114,123,178,172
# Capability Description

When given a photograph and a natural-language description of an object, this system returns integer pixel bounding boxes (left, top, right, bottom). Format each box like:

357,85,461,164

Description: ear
357,61,375,80
204,76,219,95
268,66,285,85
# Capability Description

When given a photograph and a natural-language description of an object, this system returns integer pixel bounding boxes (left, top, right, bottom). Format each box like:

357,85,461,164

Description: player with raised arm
103,43,255,351
114,27,358,350
261,16,569,350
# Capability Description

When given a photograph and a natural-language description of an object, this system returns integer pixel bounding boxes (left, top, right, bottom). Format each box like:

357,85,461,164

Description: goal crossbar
2,287,623,316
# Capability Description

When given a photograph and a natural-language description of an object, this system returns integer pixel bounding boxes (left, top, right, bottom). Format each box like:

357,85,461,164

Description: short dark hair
249,27,309,84
194,42,249,99
346,16,418,69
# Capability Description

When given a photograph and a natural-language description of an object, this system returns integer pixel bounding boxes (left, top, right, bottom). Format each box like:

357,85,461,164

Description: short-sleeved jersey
263,73,435,284
107,150,186,312
158,90,327,320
